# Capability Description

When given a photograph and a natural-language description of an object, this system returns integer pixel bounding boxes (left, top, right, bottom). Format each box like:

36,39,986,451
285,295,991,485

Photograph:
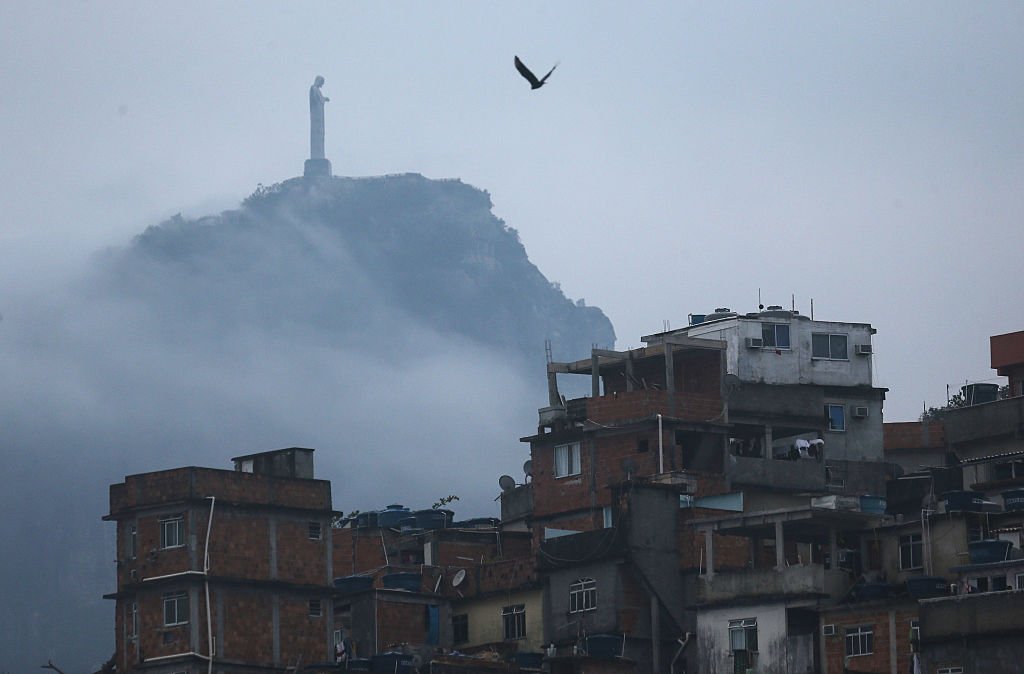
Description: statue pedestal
304,158,332,179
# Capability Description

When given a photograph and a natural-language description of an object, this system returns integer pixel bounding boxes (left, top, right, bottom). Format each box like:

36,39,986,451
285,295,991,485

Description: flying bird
514,55,558,90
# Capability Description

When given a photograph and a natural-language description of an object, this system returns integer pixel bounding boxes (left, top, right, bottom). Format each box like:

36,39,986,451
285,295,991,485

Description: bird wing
538,62,559,85
515,56,542,88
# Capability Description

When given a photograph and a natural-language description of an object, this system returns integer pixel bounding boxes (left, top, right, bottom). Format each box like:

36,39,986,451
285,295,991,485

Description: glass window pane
761,324,775,347
830,334,848,360
776,325,790,349
812,333,830,358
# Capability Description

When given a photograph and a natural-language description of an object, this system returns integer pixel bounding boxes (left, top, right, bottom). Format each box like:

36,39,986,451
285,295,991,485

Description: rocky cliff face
102,173,614,363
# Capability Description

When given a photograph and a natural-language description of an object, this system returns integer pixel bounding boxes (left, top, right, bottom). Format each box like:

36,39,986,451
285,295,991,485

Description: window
910,619,919,648
845,626,873,656
126,524,137,560
899,533,923,570
160,514,185,549
502,604,526,640
937,668,963,674
761,323,791,349
728,618,758,652
1015,573,1024,590
163,591,189,626
452,614,469,644
825,404,846,432
308,521,322,540
554,442,581,478
126,601,138,639
636,438,649,453
812,333,848,360
309,599,322,617
569,578,597,613
602,506,614,529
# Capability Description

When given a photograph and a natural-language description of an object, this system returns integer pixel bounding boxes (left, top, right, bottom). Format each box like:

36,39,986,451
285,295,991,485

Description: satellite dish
723,374,741,395
621,457,637,477
499,475,516,491
452,569,466,587
523,460,533,478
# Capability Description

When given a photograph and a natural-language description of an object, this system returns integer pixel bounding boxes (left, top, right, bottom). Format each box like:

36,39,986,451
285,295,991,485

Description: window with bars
452,614,469,644
569,578,597,613
845,626,873,656
502,604,526,640
308,521,323,540
309,599,322,617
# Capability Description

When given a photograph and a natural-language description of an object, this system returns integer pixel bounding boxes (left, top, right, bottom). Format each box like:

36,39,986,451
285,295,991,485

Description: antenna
758,287,763,310
499,475,516,492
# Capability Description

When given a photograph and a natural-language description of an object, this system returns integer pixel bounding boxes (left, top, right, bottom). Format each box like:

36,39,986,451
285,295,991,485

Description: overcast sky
2,3,1023,670
2,3,1022,421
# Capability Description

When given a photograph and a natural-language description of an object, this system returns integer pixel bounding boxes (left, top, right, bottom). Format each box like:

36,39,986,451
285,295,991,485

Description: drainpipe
203,496,215,674
658,414,664,474
670,632,693,674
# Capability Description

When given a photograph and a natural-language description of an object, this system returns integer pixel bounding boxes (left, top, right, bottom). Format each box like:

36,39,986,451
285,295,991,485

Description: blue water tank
968,539,1013,564
1003,489,1024,512
378,504,411,528
586,634,623,659
334,575,374,594
906,576,948,598
381,572,421,592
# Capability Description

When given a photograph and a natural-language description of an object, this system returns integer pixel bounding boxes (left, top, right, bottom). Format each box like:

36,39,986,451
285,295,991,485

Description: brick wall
822,605,918,674
109,467,332,515
378,598,429,648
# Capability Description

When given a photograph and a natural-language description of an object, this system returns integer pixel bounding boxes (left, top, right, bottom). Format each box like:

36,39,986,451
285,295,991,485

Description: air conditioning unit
855,344,873,356
745,337,764,349
853,406,869,418
822,624,836,636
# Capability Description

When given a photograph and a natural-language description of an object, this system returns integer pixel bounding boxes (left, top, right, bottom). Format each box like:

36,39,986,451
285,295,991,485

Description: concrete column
764,425,773,461
704,529,714,579
625,354,635,392
888,610,897,674
750,535,760,570
829,528,839,571
269,516,278,579
664,343,675,394
591,352,600,398
651,595,661,674
272,593,281,664
774,521,785,569
547,369,560,406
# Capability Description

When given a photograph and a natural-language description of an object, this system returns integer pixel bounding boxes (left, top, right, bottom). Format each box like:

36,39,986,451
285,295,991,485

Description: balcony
730,454,826,491
696,564,848,603
944,396,1024,445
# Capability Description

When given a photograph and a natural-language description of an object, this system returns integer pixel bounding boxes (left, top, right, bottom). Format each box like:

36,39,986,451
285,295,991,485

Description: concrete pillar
774,521,785,569
664,343,675,394
829,528,839,571
750,535,760,570
625,354,635,392
547,369,560,407
704,529,714,579
764,425,773,461
651,595,661,674
592,352,600,398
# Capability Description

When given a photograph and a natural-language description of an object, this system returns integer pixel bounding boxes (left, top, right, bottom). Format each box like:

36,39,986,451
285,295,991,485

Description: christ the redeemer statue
304,75,332,178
